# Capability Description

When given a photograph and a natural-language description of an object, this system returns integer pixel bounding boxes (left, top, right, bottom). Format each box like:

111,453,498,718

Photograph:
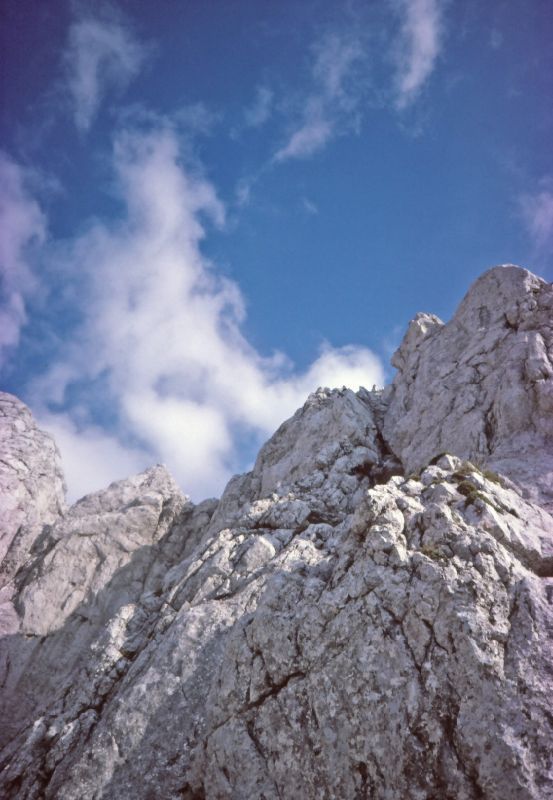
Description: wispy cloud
244,86,274,128
275,100,333,161
65,17,148,131
0,153,45,367
28,124,383,501
301,197,319,215
272,2,446,163
391,0,444,110
274,32,365,162
520,184,553,251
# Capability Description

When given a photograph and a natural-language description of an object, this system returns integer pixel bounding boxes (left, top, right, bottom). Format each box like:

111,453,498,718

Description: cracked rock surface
384,265,553,511
0,265,552,799
0,393,66,637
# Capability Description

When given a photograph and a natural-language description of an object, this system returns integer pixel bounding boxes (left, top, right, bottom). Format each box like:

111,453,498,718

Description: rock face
384,266,553,511
0,393,65,583
0,393,66,636
0,265,552,799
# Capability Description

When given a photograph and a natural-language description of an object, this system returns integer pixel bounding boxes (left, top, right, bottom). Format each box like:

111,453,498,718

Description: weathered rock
0,393,66,586
14,464,188,636
0,393,66,638
384,265,553,510
206,386,393,538
0,265,552,800
252,386,384,496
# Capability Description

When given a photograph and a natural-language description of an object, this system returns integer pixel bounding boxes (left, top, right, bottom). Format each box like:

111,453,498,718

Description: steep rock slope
0,265,552,799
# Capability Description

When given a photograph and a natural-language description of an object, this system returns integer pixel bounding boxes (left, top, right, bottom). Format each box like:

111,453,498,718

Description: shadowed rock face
0,265,552,799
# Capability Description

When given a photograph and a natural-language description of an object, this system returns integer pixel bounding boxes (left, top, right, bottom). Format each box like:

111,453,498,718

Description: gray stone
384,265,553,511
0,265,552,799
0,393,66,587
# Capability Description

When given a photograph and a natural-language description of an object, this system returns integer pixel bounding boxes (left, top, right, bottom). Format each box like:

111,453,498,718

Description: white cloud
391,0,444,109
30,124,384,501
520,187,553,250
39,412,149,502
312,32,364,105
260,6,449,165
291,345,384,397
65,17,147,131
275,101,333,161
0,153,45,367
274,33,365,162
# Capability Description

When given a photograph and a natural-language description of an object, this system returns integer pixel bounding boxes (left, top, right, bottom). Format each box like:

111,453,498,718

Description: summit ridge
0,265,552,799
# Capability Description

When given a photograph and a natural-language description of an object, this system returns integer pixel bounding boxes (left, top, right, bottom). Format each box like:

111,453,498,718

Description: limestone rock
14,464,188,636
2,456,551,799
0,265,552,799
0,393,66,585
0,461,215,761
252,386,384,496
206,386,394,538
384,265,553,510
0,393,66,638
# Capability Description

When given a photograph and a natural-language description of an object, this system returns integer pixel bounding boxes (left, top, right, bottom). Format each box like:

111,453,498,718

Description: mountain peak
1,265,552,799
385,263,553,510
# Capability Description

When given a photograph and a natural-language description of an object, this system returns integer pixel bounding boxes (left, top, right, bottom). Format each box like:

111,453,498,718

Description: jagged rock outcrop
0,265,552,799
384,265,553,511
0,393,66,636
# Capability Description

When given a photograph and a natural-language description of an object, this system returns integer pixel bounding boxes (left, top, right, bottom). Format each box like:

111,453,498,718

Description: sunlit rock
0,265,551,800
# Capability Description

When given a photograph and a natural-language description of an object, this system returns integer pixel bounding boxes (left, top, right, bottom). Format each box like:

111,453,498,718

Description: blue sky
1,0,552,501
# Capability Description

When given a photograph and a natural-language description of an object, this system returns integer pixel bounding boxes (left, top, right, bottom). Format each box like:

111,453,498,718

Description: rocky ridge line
0,264,552,799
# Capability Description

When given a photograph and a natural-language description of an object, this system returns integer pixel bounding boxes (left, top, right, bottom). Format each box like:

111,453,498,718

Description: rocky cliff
0,265,552,799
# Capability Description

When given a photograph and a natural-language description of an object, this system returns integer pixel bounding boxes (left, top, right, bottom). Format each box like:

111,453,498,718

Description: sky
1,0,552,503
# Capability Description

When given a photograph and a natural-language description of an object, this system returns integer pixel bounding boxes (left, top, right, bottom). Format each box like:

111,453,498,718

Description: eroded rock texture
0,393,66,637
384,265,553,511
0,265,552,799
